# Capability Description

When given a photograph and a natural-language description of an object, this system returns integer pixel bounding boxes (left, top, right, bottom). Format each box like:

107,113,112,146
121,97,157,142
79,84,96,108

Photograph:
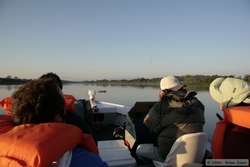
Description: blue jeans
70,148,108,167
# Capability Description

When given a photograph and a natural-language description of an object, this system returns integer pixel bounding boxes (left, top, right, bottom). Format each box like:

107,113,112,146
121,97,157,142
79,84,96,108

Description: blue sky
0,0,250,80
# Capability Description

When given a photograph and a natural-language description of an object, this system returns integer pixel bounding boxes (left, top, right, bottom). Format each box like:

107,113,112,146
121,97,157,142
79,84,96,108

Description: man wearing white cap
137,76,205,161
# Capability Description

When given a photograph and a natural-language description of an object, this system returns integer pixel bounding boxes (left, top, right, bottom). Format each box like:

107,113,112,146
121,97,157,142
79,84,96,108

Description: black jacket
144,91,205,159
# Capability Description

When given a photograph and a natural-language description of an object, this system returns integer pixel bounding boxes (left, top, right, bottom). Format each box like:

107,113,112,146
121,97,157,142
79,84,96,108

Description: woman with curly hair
12,78,65,125
40,72,63,90
0,78,107,167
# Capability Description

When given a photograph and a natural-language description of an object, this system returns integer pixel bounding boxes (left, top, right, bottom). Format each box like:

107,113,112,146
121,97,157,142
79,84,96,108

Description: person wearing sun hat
209,77,250,109
209,77,250,160
136,75,205,161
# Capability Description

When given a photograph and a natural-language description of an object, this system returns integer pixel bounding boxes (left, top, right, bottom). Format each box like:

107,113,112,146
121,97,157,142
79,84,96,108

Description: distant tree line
244,75,250,83
0,75,81,85
83,75,250,91
1,74,250,90
0,76,30,85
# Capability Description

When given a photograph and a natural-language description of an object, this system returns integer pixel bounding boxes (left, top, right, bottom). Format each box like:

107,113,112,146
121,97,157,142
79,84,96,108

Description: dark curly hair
12,78,65,125
40,72,63,89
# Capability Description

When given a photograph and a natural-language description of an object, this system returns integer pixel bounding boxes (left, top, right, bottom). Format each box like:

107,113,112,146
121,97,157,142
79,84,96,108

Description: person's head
209,77,250,110
159,76,186,100
40,72,63,90
12,78,65,125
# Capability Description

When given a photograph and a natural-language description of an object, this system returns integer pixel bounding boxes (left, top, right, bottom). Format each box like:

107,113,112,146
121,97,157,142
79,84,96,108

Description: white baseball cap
160,76,183,91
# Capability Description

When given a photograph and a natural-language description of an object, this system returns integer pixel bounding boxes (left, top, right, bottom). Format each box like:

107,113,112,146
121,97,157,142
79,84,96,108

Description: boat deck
98,140,137,167
87,100,156,167
92,124,117,141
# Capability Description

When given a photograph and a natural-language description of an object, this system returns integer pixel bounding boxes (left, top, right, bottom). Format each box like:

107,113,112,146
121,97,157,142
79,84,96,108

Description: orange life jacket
0,121,98,167
63,94,76,112
212,106,250,159
0,97,12,115
0,95,77,115
0,115,14,134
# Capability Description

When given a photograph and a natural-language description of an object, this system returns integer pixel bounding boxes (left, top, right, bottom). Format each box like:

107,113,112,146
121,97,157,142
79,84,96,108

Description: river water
0,84,220,140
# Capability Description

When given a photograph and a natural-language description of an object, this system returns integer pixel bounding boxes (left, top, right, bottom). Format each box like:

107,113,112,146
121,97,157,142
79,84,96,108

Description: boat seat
128,101,156,122
98,140,136,167
141,132,207,167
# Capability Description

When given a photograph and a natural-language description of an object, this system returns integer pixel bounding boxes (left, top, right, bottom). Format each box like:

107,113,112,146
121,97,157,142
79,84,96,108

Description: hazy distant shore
1,75,250,91
0,77,30,85
83,75,250,91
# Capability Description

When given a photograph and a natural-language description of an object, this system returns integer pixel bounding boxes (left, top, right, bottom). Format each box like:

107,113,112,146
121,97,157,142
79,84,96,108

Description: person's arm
143,103,162,134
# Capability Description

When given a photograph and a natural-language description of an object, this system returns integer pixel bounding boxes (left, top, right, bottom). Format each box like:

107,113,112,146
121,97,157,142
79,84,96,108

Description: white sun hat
209,77,250,107
160,76,183,91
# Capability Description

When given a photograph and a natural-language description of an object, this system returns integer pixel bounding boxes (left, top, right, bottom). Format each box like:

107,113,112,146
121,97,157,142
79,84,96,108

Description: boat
84,97,208,167
94,100,250,167
0,93,209,167
97,90,107,93
89,100,137,167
